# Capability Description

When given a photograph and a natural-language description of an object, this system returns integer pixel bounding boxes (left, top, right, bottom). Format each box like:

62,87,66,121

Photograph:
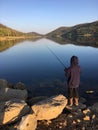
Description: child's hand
64,67,67,72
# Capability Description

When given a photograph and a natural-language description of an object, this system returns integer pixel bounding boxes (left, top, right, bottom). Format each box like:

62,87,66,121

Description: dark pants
68,87,79,98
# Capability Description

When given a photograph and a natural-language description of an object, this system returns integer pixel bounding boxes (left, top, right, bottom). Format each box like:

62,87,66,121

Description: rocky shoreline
0,79,98,130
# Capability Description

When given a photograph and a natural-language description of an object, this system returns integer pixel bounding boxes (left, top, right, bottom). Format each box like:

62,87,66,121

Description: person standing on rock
64,56,81,106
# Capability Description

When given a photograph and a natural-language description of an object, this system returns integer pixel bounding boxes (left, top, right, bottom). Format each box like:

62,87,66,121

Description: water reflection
47,36,98,47
0,38,98,105
0,37,41,52
0,39,25,52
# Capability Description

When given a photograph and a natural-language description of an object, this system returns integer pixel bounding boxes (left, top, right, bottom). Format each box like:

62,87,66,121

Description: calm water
0,38,98,103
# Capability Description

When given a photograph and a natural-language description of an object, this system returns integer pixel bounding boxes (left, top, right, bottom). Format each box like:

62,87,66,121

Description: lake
0,38,98,104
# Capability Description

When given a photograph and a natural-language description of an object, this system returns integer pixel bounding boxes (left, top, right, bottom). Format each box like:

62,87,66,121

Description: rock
0,79,8,89
77,119,81,123
14,82,26,90
32,94,67,120
17,114,37,130
79,97,87,104
46,120,52,125
78,102,86,109
91,114,96,120
72,120,76,124
83,109,91,115
0,87,28,101
0,98,30,125
65,102,86,112
91,102,98,113
83,115,90,121
0,102,5,112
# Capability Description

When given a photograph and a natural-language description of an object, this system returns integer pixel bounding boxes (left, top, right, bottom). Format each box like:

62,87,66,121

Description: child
64,56,81,106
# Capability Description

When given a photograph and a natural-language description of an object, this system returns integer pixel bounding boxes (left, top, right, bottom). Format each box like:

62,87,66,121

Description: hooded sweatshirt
65,56,81,88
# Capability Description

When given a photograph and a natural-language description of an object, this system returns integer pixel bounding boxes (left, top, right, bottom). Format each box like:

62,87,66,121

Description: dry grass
0,36,27,41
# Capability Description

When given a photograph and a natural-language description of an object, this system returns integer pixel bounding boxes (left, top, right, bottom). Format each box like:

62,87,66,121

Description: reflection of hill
0,38,41,52
45,21,98,47
46,36,98,48
0,39,23,52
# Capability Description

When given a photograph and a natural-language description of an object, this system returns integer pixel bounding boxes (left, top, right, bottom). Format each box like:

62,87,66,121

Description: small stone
63,121,67,126
68,114,73,118
59,126,62,129
82,126,85,130
46,120,51,125
60,122,63,125
72,120,76,124
83,116,90,121
92,114,96,119
77,119,81,123
79,97,86,104
83,109,90,114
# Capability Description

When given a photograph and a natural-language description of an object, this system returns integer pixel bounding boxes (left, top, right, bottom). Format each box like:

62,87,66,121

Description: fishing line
46,44,66,68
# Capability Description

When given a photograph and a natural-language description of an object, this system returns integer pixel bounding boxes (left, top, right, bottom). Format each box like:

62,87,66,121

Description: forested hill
0,23,42,37
46,21,98,38
61,21,98,40
45,21,98,45
45,27,71,38
0,24,25,36
0,21,98,45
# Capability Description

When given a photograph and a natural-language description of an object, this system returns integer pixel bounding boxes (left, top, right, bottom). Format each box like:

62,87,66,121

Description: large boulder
14,82,26,90
0,79,8,89
0,87,28,101
0,98,30,125
32,95,67,120
17,114,37,130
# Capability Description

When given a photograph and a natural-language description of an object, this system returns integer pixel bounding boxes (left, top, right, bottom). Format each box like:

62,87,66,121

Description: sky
0,0,98,34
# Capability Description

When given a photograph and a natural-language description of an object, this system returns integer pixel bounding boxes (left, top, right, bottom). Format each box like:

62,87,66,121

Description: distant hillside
0,21,98,46
61,21,98,41
0,24,25,36
25,32,42,37
45,21,98,45
0,23,42,38
45,27,70,38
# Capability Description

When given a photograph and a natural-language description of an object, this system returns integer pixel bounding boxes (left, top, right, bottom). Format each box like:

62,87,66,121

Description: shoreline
0,79,98,130
0,36,42,41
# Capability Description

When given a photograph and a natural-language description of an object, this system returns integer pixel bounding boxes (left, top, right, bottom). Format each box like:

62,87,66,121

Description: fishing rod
46,44,66,68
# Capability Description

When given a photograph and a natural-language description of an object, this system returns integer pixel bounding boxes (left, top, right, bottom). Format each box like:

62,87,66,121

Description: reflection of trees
46,36,98,48
0,38,42,52
45,21,98,47
0,39,24,52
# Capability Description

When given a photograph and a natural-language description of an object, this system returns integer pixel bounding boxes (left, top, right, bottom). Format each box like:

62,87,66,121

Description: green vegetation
0,24,43,51
0,21,98,47
0,38,42,52
0,23,42,40
0,24,25,37
0,40,21,52
61,21,98,42
45,27,70,38
45,21,98,46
